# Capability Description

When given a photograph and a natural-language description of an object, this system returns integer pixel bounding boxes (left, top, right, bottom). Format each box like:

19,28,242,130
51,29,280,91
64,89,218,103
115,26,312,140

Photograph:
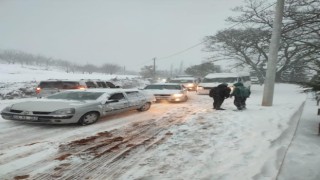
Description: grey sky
0,0,246,71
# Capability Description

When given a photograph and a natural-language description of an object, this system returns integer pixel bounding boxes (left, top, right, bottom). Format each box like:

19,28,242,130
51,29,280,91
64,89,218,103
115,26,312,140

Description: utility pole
153,57,156,82
262,0,285,106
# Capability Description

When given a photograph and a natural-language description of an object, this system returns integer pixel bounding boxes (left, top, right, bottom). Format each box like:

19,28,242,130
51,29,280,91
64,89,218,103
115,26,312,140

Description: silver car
1,89,155,125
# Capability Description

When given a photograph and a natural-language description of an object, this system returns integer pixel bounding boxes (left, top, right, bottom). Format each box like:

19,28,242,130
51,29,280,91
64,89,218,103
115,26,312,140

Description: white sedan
142,83,188,102
1,89,155,125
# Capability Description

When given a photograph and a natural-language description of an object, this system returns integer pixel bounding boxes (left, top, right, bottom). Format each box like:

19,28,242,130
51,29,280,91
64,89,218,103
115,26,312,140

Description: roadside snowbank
117,84,311,180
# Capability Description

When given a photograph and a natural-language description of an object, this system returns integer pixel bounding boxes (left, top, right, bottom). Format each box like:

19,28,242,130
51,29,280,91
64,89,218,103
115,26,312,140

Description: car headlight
172,94,184,98
186,83,194,87
197,86,204,90
50,108,75,115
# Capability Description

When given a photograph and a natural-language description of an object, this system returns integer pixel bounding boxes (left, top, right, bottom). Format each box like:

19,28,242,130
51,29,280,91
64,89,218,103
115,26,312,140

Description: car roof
148,83,182,85
39,79,110,82
175,75,194,78
205,73,239,78
40,79,81,82
64,88,137,93
170,77,195,80
205,73,250,78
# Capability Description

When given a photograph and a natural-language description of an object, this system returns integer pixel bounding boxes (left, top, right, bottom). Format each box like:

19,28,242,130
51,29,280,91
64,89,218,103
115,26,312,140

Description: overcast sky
0,0,247,71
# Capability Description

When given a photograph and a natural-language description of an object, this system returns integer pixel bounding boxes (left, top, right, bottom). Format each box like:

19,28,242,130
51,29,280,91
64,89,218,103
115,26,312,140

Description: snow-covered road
1,84,319,180
0,91,207,179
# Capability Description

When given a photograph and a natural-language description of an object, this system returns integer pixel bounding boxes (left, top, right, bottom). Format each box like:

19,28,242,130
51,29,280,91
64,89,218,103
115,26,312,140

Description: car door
103,92,129,115
125,91,145,110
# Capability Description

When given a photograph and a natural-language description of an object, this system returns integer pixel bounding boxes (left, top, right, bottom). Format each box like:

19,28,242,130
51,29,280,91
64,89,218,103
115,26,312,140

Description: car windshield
202,77,238,83
168,79,193,83
46,91,104,100
144,85,181,90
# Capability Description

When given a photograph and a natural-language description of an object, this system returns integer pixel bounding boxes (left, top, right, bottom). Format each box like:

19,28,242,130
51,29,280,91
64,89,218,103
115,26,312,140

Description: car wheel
78,112,100,125
137,102,151,112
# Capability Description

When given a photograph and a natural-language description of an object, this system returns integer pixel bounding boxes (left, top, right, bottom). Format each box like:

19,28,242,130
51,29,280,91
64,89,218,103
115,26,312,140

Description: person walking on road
230,82,251,110
209,83,231,110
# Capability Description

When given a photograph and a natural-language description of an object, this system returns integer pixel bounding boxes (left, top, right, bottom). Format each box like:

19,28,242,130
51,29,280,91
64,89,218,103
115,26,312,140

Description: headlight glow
186,83,194,87
172,94,183,98
51,108,75,115
230,86,235,93
197,86,204,90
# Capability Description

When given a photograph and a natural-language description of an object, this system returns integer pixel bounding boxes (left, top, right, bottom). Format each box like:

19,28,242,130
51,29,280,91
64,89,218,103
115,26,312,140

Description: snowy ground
0,63,320,180
0,84,319,180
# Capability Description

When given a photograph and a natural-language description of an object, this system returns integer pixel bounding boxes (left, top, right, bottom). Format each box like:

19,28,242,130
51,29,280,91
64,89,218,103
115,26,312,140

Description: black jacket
209,84,231,98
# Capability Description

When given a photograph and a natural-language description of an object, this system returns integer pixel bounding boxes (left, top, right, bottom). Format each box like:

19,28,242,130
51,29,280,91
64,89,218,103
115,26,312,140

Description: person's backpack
243,87,251,98
239,86,250,98
209,87,216,97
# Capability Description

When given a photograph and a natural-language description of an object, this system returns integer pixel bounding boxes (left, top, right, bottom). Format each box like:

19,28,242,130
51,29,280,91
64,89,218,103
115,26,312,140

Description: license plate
13,115,38,120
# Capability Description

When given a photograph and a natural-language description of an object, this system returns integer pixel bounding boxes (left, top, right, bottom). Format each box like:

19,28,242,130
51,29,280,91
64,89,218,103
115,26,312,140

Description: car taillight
36,87,41,94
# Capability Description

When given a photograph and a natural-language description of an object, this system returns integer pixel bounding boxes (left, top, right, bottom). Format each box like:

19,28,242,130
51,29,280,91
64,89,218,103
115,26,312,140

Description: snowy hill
0,62,146,99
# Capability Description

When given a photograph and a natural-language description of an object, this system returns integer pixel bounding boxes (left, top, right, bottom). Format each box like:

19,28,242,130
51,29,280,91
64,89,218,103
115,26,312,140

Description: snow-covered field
0,63,320,180
0,62,147,99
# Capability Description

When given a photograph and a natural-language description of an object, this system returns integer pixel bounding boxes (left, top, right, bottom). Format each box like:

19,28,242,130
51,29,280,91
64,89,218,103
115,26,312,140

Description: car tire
78,112,100,125
184,96,188,102
137,102,151,112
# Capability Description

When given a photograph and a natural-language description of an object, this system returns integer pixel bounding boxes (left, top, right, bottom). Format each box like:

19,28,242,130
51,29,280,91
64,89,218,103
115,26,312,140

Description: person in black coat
209,83,231,110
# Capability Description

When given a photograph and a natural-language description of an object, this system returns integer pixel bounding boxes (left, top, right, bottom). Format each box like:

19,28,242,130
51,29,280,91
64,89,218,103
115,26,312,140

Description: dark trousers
241,97,247,108
234,96,244,110
233,96,243,110
213,96,224,109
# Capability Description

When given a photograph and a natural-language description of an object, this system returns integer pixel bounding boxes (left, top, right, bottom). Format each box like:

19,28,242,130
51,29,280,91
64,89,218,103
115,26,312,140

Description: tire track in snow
23,105,204,180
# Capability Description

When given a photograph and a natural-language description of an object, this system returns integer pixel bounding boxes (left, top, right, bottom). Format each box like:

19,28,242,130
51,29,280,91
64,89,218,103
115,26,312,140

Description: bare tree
83,64,98,74
205,0,320,83
101,63,122,75
185,62,220,77
0,50,19,64
139,65,154,79
204,28,270,83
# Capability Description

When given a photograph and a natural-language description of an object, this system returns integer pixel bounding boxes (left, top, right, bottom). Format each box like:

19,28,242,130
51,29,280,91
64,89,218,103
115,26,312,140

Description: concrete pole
262,0,285,106
153,57,156,81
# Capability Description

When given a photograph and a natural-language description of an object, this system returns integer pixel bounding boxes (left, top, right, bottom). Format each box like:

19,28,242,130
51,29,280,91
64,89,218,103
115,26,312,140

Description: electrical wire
155,1,277,61
133,1,277,69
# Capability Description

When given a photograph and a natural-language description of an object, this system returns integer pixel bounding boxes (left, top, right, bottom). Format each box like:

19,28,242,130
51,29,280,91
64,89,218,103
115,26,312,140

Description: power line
134,1,277,69
157,41,204,60
156,2,277,61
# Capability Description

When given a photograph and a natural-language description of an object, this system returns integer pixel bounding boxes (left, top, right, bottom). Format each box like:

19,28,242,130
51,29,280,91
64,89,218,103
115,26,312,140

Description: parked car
250,76,260,84
167,77,198,91
142,83,188,102
36,79,119,98
82,79,119,88
36,79,88,98
197,73,251,95
1,89,155,125
105,81,121,88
